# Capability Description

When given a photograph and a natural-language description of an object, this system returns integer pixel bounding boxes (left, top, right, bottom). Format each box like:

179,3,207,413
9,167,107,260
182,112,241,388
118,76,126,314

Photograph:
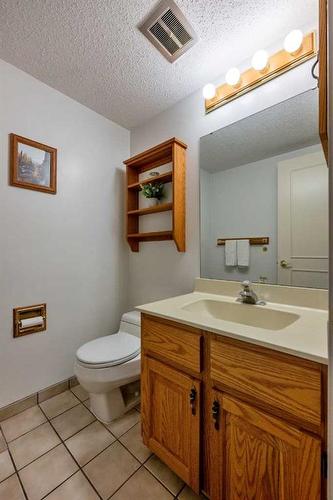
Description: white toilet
74,311,141,423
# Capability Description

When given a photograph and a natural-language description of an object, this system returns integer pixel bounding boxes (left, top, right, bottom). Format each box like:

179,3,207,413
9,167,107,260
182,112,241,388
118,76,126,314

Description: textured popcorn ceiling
0,0,317,129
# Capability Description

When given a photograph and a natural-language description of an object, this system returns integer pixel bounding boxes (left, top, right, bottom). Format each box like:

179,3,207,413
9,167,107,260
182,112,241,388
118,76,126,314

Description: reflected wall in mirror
200,90,328,289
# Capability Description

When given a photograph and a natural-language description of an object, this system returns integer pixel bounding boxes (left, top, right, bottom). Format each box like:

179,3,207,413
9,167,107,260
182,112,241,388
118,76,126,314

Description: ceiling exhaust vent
139,0,198,63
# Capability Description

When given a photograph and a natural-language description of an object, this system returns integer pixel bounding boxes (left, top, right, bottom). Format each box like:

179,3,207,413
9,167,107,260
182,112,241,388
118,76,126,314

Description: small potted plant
140,180,164,207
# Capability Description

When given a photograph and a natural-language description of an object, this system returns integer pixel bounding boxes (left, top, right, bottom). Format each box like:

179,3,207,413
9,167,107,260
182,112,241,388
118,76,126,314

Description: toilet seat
76,332,140,369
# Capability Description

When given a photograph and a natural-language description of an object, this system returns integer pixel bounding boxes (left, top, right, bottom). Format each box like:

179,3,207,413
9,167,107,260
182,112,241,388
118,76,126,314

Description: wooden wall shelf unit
124,138,187,252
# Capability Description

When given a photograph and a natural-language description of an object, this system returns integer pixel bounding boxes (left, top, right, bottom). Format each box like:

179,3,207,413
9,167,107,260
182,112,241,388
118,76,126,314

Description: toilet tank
119,310,141,338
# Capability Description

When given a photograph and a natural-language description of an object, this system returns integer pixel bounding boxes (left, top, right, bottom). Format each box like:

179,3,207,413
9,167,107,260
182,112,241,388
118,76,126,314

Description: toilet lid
76,332,140,367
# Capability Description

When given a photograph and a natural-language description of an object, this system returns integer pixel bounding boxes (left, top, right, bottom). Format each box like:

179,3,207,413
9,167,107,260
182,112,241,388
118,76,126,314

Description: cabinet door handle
212,400,220,430
189,388,197,415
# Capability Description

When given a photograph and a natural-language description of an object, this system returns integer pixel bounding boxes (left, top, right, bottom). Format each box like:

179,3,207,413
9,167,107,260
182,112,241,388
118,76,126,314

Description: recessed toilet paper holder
13,303,47,338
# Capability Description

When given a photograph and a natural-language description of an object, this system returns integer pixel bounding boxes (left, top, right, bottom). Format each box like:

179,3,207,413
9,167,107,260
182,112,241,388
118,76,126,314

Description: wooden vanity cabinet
141,314,202,492
210,390,321,500
142,356,201,491
141,314,327,499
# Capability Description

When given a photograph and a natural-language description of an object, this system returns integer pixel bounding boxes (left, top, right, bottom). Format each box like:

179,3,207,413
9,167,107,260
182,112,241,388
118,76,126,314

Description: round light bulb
283,29,303,54
202,83,216,100
225,67,241,87
251,50,269,71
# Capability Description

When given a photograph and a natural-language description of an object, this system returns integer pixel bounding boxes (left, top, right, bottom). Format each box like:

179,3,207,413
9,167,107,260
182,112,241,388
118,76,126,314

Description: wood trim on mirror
319,0,328,164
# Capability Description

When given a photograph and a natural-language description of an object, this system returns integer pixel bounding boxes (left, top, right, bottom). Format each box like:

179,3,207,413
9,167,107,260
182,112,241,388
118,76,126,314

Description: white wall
0,60,130,407
129,59,316,307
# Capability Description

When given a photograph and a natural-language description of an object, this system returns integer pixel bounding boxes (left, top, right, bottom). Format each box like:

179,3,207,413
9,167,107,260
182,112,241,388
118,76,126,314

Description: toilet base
74,353,141,424
89,386,140,423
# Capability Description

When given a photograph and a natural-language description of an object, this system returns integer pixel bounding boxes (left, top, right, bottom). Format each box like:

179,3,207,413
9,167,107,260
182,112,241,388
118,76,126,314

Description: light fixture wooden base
205,32,316,113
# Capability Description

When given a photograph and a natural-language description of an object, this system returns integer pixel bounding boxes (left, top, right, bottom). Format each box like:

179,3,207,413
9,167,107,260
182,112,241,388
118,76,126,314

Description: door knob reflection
280,259,291,268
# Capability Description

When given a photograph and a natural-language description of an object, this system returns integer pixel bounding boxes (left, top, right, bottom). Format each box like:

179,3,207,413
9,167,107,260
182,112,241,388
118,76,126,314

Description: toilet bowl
74,311,141,423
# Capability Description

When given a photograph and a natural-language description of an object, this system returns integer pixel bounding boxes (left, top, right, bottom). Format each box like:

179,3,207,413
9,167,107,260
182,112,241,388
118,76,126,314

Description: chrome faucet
238,281,265,305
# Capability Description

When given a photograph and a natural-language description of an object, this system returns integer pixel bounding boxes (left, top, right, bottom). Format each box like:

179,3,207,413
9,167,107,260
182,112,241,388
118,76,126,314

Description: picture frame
10,134,57,194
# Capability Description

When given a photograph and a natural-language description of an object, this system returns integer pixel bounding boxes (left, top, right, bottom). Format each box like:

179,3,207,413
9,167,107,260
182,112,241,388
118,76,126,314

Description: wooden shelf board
136,155,173,173
124,138,187,169
128,231,173,242
128,171,173,191
128,202,173,216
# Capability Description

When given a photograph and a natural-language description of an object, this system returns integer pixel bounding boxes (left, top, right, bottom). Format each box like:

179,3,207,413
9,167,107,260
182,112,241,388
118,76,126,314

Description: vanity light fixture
283,29,304,54
251,50,269,72
225,67,241,87
204,30,316,113
202,83,216,99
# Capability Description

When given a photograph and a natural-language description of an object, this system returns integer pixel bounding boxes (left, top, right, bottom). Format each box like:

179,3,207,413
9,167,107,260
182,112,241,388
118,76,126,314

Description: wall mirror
200,89,328,289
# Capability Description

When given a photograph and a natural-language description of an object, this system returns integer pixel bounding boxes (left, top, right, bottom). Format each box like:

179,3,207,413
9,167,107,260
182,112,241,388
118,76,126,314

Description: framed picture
10,134,57,194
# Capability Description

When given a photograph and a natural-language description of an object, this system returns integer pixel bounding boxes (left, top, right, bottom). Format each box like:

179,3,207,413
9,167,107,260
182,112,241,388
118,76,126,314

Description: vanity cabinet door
210,390,321,500
142,356,200,492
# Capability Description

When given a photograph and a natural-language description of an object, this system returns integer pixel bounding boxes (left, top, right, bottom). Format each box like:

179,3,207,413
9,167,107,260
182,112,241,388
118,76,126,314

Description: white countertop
137,290,328,364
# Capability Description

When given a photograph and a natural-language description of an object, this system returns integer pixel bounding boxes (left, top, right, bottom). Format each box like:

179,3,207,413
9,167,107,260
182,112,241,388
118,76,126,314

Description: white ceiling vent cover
139,0,198,63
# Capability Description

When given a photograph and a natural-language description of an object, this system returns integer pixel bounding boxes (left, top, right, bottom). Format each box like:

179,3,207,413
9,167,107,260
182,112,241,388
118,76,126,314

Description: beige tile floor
0,387,206,500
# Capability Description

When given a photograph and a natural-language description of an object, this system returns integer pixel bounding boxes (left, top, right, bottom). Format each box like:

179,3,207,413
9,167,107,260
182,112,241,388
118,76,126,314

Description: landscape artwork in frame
10,134,57,194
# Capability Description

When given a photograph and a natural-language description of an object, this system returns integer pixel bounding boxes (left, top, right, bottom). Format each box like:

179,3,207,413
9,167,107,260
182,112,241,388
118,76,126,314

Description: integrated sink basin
181,299,300,331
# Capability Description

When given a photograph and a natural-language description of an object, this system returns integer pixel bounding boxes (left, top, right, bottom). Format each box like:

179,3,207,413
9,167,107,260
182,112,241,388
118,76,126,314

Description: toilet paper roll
20,316,44,328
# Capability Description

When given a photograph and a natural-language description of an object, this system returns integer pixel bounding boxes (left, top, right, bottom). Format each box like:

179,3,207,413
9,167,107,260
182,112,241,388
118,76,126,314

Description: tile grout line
37,381,70,405
49,417,97,443
67,394,179,498
38,403,104,500
0,377,79,424
0,473,16,486
101,419,140,439
39,470,81,500
6,402,98,474
1,426,29,499
106,462,181,500
63,433,117,469
4,428,182,500
1,391,113,498
61,393,183,498
7,451,29,500
107,463,145,499
0,391,81,441
2,413,80,474
38,400,81,420
2,388,120,449
3,419,48,445
101,427,183,498
0,397,38,425
39,396,120,471
14,442,61,474
177,484,187,499
142,465,185,498
2,389,186,499
142,465,184,498
0,392,83,470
